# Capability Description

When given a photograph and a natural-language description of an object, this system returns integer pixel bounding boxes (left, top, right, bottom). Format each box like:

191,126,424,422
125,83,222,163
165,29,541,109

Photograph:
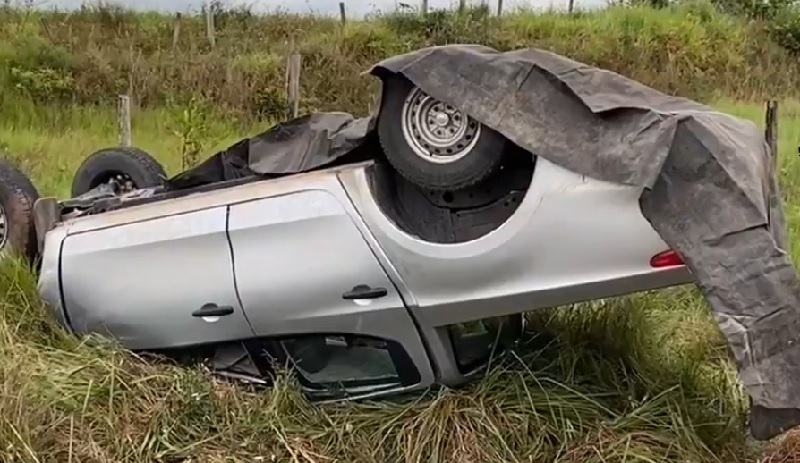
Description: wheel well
367,143,536,244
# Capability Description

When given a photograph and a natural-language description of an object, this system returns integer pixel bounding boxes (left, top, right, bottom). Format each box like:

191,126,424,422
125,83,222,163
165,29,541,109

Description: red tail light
650,249,684,268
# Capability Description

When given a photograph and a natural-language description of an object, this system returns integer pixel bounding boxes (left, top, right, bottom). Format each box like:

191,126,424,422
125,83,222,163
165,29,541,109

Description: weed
168,96,217,170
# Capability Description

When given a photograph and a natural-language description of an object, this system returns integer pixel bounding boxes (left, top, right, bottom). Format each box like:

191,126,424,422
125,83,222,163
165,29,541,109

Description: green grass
2,2,800,461
0,101,263,197
0,95,798,462
1,1,799,122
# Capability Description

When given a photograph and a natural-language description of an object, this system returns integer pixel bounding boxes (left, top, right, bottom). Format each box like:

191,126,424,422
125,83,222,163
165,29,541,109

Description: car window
448,317,516,374
278,334,419,392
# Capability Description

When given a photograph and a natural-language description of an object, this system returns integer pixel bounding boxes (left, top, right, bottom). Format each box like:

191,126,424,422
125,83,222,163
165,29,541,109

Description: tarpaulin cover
162,44,798,441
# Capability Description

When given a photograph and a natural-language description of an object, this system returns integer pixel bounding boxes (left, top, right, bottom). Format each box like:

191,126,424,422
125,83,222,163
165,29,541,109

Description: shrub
0,2,796,121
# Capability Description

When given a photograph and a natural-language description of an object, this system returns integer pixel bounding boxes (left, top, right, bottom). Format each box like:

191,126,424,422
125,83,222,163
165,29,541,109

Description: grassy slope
1,3,800,463
1,3,799,119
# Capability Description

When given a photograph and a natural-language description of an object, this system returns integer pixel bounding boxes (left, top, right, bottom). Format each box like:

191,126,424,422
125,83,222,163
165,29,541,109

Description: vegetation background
1,0,800,461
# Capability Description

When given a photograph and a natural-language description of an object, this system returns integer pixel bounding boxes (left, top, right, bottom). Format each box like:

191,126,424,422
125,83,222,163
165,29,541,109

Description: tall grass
1,2,800,462
0,1,798,124
0,253,751,462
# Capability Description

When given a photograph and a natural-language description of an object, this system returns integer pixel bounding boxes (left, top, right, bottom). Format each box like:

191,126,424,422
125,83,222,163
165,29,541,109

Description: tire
0,159,40,264
71,147,167,197
377,74,507,191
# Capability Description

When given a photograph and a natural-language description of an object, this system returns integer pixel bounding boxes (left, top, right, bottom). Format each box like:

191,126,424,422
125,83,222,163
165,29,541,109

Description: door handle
192,303,235,317
342,284,388,300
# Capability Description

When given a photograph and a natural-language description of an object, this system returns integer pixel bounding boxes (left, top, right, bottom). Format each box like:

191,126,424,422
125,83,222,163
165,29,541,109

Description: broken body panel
35,156,692,398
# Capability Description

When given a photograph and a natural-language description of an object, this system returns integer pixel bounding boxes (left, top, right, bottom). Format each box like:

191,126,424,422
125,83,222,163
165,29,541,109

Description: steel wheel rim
105,172,136,193
0,204,8,252
400,87,481,165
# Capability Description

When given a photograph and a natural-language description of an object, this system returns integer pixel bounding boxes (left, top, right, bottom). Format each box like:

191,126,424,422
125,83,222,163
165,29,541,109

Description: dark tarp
156,44,797,441
165,112,376,190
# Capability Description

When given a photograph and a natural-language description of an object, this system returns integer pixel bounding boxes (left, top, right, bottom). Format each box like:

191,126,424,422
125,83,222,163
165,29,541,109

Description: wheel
71,147,167,197
0,159,40,264
377,74,507,191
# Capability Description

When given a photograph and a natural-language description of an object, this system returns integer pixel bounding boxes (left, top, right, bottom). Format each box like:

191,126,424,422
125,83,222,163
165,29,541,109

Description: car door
226,185,433,396
59,206,255,350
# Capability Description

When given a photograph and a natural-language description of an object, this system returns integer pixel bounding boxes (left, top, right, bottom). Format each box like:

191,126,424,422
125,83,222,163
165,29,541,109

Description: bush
769,5,800,54
0,2,797,121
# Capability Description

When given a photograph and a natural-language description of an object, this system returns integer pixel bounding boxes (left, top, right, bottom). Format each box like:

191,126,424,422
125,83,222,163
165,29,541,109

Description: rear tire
0,159,40,264
377,74,507,191
71,147,167,197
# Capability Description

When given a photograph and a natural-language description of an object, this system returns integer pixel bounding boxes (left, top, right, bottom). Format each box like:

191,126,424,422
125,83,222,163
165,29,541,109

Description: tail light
650,249,684,268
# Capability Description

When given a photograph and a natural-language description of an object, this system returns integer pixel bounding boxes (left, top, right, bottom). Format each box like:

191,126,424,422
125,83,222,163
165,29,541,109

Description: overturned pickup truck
0,45,796,441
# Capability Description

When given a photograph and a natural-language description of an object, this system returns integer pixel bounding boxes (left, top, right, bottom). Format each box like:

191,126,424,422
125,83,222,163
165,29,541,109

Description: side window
276,334,421,393
448,315,522,374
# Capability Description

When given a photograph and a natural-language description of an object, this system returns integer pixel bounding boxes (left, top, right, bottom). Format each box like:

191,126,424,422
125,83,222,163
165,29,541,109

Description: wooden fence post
205,2,216,48
339,2,346,25
763,99,786,246
497,0,503,15
118,95,132,147
172,12,182,49
765,100,779,170
285,47,302,119
421,0,428,16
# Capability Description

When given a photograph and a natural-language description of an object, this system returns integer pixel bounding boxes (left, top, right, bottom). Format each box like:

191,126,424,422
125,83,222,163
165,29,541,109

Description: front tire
377,74,507,191
0,159,40,264
71,147,167,197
